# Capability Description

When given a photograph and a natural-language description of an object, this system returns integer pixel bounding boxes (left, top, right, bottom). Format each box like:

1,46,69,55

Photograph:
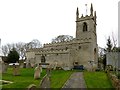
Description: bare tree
15,39,41,59
1,39,42,59
2,43,14,56
52,35,73,43
15,42,26,60
2,45,8,56
25,39,42,49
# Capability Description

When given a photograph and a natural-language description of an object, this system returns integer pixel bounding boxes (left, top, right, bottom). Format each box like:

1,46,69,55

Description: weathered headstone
13,64,20,76
2,61,8,73
27,62,32,68
34,64,42,79
40,75,50,89
46,65,51,77
37,62,50,89
39,75,50,89
53,62,57,70
27,84,37,90
39,66,51,89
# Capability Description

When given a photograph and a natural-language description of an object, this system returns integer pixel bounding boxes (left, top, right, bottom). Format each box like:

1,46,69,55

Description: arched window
83,22,87,32
78,46,81,49
66,47,68,50
41,55,46,63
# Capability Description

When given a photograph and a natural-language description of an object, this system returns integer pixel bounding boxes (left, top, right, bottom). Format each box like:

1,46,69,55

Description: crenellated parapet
26,37,92,54
35,49,69,55
44,40,73,47
26,48,43,52
44,37,92,48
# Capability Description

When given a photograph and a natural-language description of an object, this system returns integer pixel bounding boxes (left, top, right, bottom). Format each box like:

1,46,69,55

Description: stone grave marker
34,64,42,79
13,63,20,76
27,84,37,90
2,61,8,73
27,62,32,68
53,62,57,70
39,66,51,89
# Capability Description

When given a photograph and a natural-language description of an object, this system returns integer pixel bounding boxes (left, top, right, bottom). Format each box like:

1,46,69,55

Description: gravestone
34,64,42,79
39,66,51,89
27,84,37,90
2,61,8,73
53,62,57,70
27,62,32,68
13,64,20,76
39,56,51,89
46,65,51,77
39,75,50,89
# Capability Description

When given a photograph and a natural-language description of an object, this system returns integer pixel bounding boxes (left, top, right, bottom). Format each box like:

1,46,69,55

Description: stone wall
26,38,98,70
26,49,71,69
35,49,71,69
107,72,120,89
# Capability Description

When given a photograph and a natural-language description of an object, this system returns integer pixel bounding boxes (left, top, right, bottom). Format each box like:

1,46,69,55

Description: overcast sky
0,0,119,48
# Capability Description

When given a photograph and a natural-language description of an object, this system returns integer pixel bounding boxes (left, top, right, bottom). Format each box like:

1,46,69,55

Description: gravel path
62,72,86,89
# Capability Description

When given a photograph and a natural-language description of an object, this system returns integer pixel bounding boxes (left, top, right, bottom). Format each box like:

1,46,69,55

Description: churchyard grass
84,72,114,88
2,68,73,89
51,70,73,88
2,68,46,89
2,68,114,89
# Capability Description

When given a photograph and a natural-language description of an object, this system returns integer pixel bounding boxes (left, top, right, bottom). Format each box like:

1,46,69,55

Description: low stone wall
107,72,120,90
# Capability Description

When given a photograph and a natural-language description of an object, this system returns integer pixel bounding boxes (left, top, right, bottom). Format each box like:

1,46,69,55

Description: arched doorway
41,55,46,63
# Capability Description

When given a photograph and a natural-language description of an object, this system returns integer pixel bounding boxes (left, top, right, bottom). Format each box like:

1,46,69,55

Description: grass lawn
51,70,73,88
2,68,45,89
2,68,73,89
2,68,114,89
84,72,114,88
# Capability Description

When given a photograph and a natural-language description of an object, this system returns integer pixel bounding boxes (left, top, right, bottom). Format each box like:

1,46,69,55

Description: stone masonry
26,4,98,70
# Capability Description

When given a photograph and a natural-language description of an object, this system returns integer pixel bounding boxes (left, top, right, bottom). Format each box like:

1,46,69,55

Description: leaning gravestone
39,75,50,89
13,64,20,76
34,64,42,79
39,66,51,89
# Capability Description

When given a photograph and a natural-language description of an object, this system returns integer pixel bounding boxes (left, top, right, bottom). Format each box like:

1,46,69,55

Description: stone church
26,4,98,70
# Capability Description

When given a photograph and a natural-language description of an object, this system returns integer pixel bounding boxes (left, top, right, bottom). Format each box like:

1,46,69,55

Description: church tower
76,3,97,41
75,4,98,69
